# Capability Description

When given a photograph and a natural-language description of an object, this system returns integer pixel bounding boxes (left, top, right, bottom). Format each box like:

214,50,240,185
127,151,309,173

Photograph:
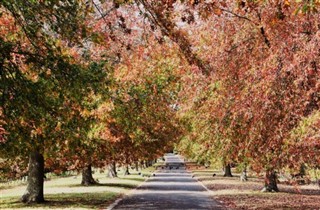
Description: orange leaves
80,108,91,118
170,0,320,173
0,125,8,143
0,10,18,39
284,0,290,8
196,2,224,19
54,122,62,132
0,108,6,141
213,8,223,16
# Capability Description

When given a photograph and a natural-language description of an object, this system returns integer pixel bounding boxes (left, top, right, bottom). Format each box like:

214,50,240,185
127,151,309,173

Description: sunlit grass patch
0,164,160,209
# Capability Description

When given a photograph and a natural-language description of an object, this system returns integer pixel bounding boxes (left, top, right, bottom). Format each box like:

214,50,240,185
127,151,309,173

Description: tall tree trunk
123,165,130,176
262,169,279,192
21,151,45,203
112,161,117,176
135,162,139,172
140,160,145,169
145,160,152,168
240,165,248,181
223,163,233,177
107,162,117,178
140,161,144,170
81,164,96,186
299,164,306,177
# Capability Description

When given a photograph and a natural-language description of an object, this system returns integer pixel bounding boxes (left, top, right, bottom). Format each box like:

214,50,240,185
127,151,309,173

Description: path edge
105,176,150,210
105,166,164,210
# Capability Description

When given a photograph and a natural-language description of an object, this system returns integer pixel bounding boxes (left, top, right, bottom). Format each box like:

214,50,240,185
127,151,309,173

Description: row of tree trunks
223,163,279,191
21,153,279,204
21,152,148,203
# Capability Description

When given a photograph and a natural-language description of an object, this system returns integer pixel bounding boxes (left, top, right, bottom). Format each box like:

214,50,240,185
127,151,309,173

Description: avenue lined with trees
0,0,319,207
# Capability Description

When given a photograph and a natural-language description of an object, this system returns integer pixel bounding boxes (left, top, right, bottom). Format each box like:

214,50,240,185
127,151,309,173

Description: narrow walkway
111,154,224,210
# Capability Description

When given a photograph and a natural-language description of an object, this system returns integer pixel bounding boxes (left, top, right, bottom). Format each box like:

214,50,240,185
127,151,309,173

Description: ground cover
189,165,320,210
0,165,158,209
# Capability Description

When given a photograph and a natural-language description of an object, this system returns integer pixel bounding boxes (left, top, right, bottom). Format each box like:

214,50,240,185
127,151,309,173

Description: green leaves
0,1,114,175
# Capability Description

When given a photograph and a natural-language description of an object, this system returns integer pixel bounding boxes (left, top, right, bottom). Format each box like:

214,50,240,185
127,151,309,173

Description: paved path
111,154,224,210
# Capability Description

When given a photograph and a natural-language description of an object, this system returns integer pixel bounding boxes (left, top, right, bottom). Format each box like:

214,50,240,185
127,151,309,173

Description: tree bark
135,162,139,172
240,166,248,181
145,160,152,168
140,161,144,170
21,151,45,203
123,165,130,176
81,164,97,186
107,162,117,178
299,164,306,177
223,163,233,177
262,169,279,192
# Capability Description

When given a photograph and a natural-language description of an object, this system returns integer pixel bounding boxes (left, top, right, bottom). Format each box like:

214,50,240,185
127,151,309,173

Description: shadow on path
111,153,225,210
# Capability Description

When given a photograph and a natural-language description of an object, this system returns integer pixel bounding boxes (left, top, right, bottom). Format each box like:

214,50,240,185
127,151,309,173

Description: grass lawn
1,191,117,209
187,164,320,210
0,164,160,209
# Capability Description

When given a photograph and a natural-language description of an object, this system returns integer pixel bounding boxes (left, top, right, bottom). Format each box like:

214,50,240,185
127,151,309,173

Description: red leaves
0,108,7,143
171,0,320,174
0,125,8,143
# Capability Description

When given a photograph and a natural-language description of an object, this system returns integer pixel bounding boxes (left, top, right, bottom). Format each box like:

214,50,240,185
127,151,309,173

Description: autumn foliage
0,0,320,203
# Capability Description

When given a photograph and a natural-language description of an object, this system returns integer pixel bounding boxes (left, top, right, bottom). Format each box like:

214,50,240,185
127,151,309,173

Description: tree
0,0,110,202
174,0,320,191
100,36,184,170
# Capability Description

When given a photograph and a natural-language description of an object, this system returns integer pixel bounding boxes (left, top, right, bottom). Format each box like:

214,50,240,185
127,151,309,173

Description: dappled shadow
148,178,196,183
216,192,320,210
157,167,187,170
163,162,185,166
196,174,264,182
197,176,241,182
154,173,191,178
0,192,118,209
207,182,263,192
0,185,16,191
112,154,225,210
120,177,145,182
191,170,220,173
138,183,206,192
65,182,136,189
114,191,225,209
204,176,320,196
97,183,137,189
279,184,320,195
44,198,112,208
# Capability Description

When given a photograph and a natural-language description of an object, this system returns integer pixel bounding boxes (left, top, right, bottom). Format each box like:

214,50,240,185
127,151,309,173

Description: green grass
121,177,145,182
0,191,118,209
0,165,159,209
65,182,138,189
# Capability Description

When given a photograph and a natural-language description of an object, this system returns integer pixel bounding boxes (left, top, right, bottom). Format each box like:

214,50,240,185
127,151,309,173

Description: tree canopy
0,0,320,202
